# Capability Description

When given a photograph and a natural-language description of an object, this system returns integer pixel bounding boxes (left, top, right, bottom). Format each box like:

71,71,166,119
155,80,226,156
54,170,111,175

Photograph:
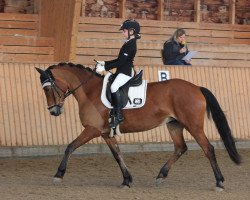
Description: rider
96,19,141,129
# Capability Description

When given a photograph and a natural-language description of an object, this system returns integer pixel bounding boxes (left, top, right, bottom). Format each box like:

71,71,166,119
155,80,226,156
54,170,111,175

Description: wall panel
0,63,249,147
0,13,54,63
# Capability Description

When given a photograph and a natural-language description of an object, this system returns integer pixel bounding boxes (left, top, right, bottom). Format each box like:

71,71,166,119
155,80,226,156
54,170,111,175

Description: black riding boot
109,91,124,128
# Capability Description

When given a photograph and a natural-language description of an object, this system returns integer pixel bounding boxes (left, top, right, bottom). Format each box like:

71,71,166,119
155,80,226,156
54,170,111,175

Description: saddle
106,70,143,108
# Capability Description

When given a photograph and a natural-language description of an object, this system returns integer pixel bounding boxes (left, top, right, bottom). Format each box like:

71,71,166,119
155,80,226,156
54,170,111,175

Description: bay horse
36,63,241,190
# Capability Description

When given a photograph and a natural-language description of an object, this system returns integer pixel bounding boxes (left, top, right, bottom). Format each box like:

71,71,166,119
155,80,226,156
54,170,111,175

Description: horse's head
36,67,68,116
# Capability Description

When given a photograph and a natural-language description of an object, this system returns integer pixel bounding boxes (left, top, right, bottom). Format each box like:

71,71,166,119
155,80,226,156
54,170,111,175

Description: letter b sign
158,70,170,81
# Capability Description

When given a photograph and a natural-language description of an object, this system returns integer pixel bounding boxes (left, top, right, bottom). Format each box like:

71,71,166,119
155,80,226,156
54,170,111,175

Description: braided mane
47,62,104,78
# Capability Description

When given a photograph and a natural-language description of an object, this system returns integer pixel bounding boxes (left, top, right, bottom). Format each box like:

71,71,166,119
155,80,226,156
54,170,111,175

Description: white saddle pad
101,72,147,109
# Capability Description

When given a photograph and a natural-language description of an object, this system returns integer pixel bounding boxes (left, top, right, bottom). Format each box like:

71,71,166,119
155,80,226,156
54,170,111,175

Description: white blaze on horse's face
42,81,64,116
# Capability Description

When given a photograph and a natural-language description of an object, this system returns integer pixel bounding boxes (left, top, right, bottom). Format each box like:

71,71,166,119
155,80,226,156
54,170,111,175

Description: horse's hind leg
156,120,187,185
190,130,225,190
102,134,132,188
54,126,101,183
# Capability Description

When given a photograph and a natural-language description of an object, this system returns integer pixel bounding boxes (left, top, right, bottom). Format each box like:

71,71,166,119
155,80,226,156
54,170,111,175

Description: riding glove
96,63,105,72
97,61,105,66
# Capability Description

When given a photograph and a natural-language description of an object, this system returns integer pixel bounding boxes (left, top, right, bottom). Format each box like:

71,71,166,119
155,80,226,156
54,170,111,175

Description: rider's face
121,29,129,39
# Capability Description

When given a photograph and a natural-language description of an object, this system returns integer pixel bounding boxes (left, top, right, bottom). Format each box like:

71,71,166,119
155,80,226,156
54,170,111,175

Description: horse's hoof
155,177,165,186
215,186,224,192
120,184,130,189
215,181,224,192
53,177,63,185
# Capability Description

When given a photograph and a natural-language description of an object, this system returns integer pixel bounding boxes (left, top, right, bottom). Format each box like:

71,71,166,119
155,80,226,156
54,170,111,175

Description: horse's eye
44,87,50,92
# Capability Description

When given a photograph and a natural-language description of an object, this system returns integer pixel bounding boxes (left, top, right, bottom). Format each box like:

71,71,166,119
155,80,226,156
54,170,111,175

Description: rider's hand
97,61,105,66
96,63,105,73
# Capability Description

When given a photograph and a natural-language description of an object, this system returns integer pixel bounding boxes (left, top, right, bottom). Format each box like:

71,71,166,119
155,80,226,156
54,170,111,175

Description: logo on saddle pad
101,71,147,109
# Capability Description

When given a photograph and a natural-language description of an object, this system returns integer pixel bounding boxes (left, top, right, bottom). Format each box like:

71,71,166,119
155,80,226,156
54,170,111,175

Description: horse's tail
200,87,241,165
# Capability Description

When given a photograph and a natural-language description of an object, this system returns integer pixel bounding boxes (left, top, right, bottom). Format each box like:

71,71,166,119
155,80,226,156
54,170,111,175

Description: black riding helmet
119,19,140,35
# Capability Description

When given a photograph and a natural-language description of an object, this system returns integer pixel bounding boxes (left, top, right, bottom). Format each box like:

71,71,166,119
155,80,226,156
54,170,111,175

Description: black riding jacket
104,38,137,76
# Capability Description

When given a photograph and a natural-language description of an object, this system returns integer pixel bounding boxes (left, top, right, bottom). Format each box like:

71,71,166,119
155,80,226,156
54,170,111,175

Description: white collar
125,36,135,43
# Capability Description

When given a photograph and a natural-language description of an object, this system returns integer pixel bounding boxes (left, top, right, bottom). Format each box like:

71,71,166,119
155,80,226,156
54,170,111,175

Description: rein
63,70,96,99
64,67,97,100
46,66,97,101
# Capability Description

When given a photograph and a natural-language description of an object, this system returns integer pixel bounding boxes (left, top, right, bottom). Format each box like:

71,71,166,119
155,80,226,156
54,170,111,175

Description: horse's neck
68,71,103,104
68,71,104,125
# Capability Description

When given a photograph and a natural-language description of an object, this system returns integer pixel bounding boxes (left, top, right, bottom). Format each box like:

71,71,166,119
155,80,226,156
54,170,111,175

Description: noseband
43,81,65,110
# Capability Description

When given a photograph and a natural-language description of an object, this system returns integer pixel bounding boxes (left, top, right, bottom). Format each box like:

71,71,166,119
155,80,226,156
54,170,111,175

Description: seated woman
162,28,191,65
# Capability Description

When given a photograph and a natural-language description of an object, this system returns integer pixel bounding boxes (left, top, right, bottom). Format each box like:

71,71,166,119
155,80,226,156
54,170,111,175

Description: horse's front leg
54,126,101,183
102,134,133,188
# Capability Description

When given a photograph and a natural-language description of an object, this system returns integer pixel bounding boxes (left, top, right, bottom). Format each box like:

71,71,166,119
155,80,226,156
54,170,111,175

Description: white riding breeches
111,73,132,93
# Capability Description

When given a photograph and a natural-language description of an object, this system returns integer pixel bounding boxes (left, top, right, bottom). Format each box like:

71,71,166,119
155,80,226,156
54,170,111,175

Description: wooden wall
0,63,249,146
0,13,54,62
76,17,250,67
39,0,81,62
0,1,249,63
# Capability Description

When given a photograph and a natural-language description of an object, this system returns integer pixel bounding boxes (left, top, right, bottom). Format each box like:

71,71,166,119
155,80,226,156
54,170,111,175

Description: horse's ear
35,67,44,74
35,67,49,78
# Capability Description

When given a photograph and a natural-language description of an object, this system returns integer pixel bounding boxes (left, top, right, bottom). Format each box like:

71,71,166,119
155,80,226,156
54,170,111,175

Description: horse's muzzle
48,105,63,116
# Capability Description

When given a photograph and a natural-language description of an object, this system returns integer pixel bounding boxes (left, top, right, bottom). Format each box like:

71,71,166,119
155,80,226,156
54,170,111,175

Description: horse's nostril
50,111,56,116
49,106,61,116
50,110,60,116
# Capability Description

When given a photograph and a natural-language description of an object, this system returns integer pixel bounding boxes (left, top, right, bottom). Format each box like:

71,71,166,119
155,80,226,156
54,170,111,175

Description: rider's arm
104,41,135,71
104,54,129,71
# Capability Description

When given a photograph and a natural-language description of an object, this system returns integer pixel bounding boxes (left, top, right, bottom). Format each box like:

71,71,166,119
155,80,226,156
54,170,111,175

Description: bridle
43,67,96,109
